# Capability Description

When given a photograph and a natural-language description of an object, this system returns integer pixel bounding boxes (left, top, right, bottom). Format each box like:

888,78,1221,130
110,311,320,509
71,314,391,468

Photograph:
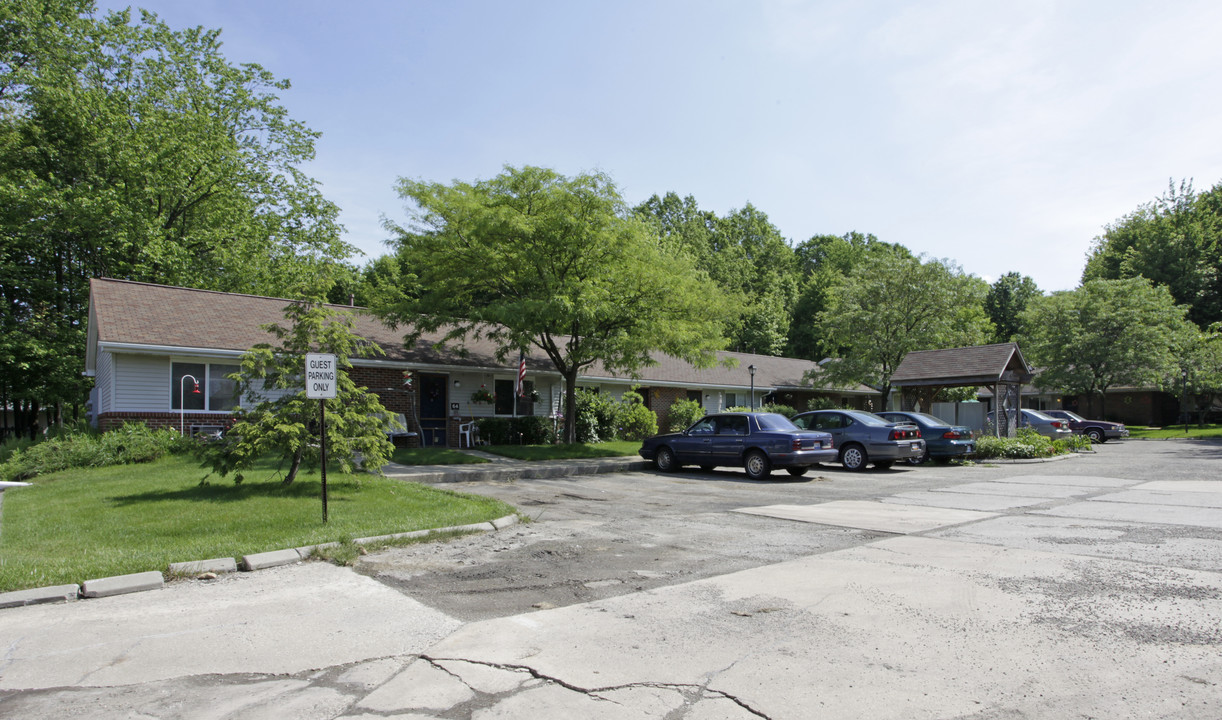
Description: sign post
305,353,338,523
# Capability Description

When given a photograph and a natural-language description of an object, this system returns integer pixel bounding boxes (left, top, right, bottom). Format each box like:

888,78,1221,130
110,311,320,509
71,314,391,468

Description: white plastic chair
458,421,475,448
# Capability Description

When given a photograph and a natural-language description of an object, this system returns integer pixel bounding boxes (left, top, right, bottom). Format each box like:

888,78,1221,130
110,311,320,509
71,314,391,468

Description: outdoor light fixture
180,373,201,435
453,379,461,388
748,364,757,411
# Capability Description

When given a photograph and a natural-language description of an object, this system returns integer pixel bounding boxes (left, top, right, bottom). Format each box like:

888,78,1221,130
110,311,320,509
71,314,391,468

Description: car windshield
755,413,798,431
1059,411,1086,421
1025,410,1055,421
845,411,890,426
902,412,947,426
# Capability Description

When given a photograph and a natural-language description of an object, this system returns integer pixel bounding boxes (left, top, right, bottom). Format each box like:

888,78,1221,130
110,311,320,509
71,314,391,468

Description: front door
418,373,448,446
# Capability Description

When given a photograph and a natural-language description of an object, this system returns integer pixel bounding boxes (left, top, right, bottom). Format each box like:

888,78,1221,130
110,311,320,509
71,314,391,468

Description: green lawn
390,446,490,465
481,440,641,460
1127,424,1222,440
0,455,516,592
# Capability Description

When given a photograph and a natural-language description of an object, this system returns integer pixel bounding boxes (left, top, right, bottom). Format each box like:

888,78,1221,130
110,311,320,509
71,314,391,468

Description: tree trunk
283,445,304,484
563,369,579,444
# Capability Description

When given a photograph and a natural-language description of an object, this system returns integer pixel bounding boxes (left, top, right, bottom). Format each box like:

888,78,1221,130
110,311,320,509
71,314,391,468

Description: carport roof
87,278,873,393
891,343,1034,388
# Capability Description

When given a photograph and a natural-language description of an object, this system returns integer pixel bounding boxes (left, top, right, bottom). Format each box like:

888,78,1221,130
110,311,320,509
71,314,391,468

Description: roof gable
890,343,1033,387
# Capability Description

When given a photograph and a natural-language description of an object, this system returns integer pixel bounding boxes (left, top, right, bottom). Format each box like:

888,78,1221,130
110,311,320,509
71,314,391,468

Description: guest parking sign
305,353,338,399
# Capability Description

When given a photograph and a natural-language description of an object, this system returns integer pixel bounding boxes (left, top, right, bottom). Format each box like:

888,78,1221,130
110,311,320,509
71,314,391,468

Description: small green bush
474,416,558,445
667,398,706,432
805,396,838,411
620,400,658,441
0,423,186,481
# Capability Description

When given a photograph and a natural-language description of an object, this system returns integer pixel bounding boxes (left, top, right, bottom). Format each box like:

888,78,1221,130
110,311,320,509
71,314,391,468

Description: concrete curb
0,514,523,611
80,571,164,599
382,456,651,484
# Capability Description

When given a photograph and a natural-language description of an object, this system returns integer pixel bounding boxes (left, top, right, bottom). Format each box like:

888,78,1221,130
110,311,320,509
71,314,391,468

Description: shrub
667,398,705,432
620,400,658,441
0,423,185,481
574,389,626,443
474,416,558,445
805,396,838,411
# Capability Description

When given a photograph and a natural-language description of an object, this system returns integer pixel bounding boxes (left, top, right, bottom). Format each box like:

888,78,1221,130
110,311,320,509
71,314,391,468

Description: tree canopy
810,253,994,408
1083,179,1222,328
985,272,1041,343
383,166,736,443
1020,278,1189,416
0,0,351,428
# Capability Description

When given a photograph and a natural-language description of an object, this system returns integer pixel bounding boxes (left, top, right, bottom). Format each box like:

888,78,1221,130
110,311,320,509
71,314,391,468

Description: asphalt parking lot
1,440,1220,718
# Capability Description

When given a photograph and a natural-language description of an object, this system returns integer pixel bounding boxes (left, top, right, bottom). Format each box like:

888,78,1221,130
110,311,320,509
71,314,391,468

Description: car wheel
655,447,677,472
840,444,867,472
786,466,807,477
744,451,772,480
1086,428,1105,443
874,461,893,470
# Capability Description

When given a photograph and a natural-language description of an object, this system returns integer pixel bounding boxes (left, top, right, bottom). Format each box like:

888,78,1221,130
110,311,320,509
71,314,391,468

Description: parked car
638,412,836,480
877,411,975,464
1042,410,1129,443
986,409,1075,440
790,409,924,471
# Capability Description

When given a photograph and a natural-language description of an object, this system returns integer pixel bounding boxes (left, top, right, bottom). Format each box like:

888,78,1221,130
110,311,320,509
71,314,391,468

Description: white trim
100,341,245,360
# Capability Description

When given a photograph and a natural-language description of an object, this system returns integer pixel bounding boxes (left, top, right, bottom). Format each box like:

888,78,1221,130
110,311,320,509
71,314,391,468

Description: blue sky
94,0,1222,292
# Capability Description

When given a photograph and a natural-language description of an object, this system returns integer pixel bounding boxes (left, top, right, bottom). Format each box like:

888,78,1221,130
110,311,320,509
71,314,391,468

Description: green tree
0,0,351,429
200,298,395,485
1083,179,1222,328
1165,322,1222,427
985,272,1042,343
787,232,910,360
810,254,993,408
384,166,735,444
1020,278,1189,417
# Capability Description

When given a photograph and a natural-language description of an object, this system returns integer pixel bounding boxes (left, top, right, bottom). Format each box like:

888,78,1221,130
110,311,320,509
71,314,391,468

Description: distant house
85,279,873,446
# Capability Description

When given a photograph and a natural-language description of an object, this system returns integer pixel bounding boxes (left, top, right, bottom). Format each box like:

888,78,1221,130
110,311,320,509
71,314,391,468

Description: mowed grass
390,447,489,465
0,454,516,592
1127,424,1222,439
483,440,641,460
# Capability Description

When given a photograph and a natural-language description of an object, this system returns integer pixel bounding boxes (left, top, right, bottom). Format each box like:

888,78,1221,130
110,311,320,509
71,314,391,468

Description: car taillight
1050,421,1063,428
889,429,910,440
943,430,963,439
792,438,802,451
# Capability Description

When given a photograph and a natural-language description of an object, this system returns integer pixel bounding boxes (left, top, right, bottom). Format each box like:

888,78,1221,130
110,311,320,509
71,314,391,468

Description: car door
670,416,716,464
712,415,749,463
799,413,848,447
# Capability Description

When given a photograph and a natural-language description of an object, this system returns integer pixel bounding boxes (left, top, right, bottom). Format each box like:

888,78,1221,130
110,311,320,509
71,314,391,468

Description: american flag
515,350,527,397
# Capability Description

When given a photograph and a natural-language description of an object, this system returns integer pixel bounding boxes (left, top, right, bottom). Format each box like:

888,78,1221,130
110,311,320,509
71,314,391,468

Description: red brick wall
649,387,688,431
99,412,232,433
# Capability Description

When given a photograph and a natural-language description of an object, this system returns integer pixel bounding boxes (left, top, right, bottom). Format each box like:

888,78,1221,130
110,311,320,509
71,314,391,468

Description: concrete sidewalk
380,452,651,483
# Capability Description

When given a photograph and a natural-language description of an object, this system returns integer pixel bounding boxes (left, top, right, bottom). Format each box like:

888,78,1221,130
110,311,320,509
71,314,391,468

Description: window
686,390,702,404
494,379,535,416
172,362,241,411
726,393,737,408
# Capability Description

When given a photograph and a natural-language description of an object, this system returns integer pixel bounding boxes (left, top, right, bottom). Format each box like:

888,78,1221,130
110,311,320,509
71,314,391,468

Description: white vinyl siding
96,351,114,414
113,354,171,411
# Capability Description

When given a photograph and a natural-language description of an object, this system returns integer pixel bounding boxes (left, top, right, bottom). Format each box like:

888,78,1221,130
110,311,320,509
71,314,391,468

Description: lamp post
748,364,756,411
180,374,201,435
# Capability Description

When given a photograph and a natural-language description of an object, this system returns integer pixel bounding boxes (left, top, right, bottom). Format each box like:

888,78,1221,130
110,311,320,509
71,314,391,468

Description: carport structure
890,342,1034,437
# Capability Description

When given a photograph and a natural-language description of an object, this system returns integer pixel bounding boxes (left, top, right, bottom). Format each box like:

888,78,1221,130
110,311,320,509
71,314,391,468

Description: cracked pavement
1,440,1221,718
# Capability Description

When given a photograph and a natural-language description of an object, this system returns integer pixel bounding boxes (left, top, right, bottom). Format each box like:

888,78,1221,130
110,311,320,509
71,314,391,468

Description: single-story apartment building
85,279,875,446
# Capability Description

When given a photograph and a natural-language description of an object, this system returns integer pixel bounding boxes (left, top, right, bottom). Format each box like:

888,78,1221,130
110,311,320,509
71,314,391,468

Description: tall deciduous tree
810,254,993,409
384,166,735,444
1167,323,1222,427
1083,179,1222,328
985,272,1042,343
0,0,351,430
1020,278,1189,417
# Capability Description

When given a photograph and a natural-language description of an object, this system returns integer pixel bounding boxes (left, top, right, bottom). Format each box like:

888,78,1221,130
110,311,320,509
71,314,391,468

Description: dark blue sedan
877,411,975,464
639,412,836,480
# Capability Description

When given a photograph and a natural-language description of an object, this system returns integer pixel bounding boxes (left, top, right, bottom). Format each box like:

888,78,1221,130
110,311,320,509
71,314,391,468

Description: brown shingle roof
88,278,870,392
890,343,1034,387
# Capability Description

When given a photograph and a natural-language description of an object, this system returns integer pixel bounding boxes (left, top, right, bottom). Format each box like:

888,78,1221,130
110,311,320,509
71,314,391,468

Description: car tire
874,461,893,470
1086,428,1105,443
655,447,677,472
744,451,772,480
786,466,807,477
840,444,867,472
